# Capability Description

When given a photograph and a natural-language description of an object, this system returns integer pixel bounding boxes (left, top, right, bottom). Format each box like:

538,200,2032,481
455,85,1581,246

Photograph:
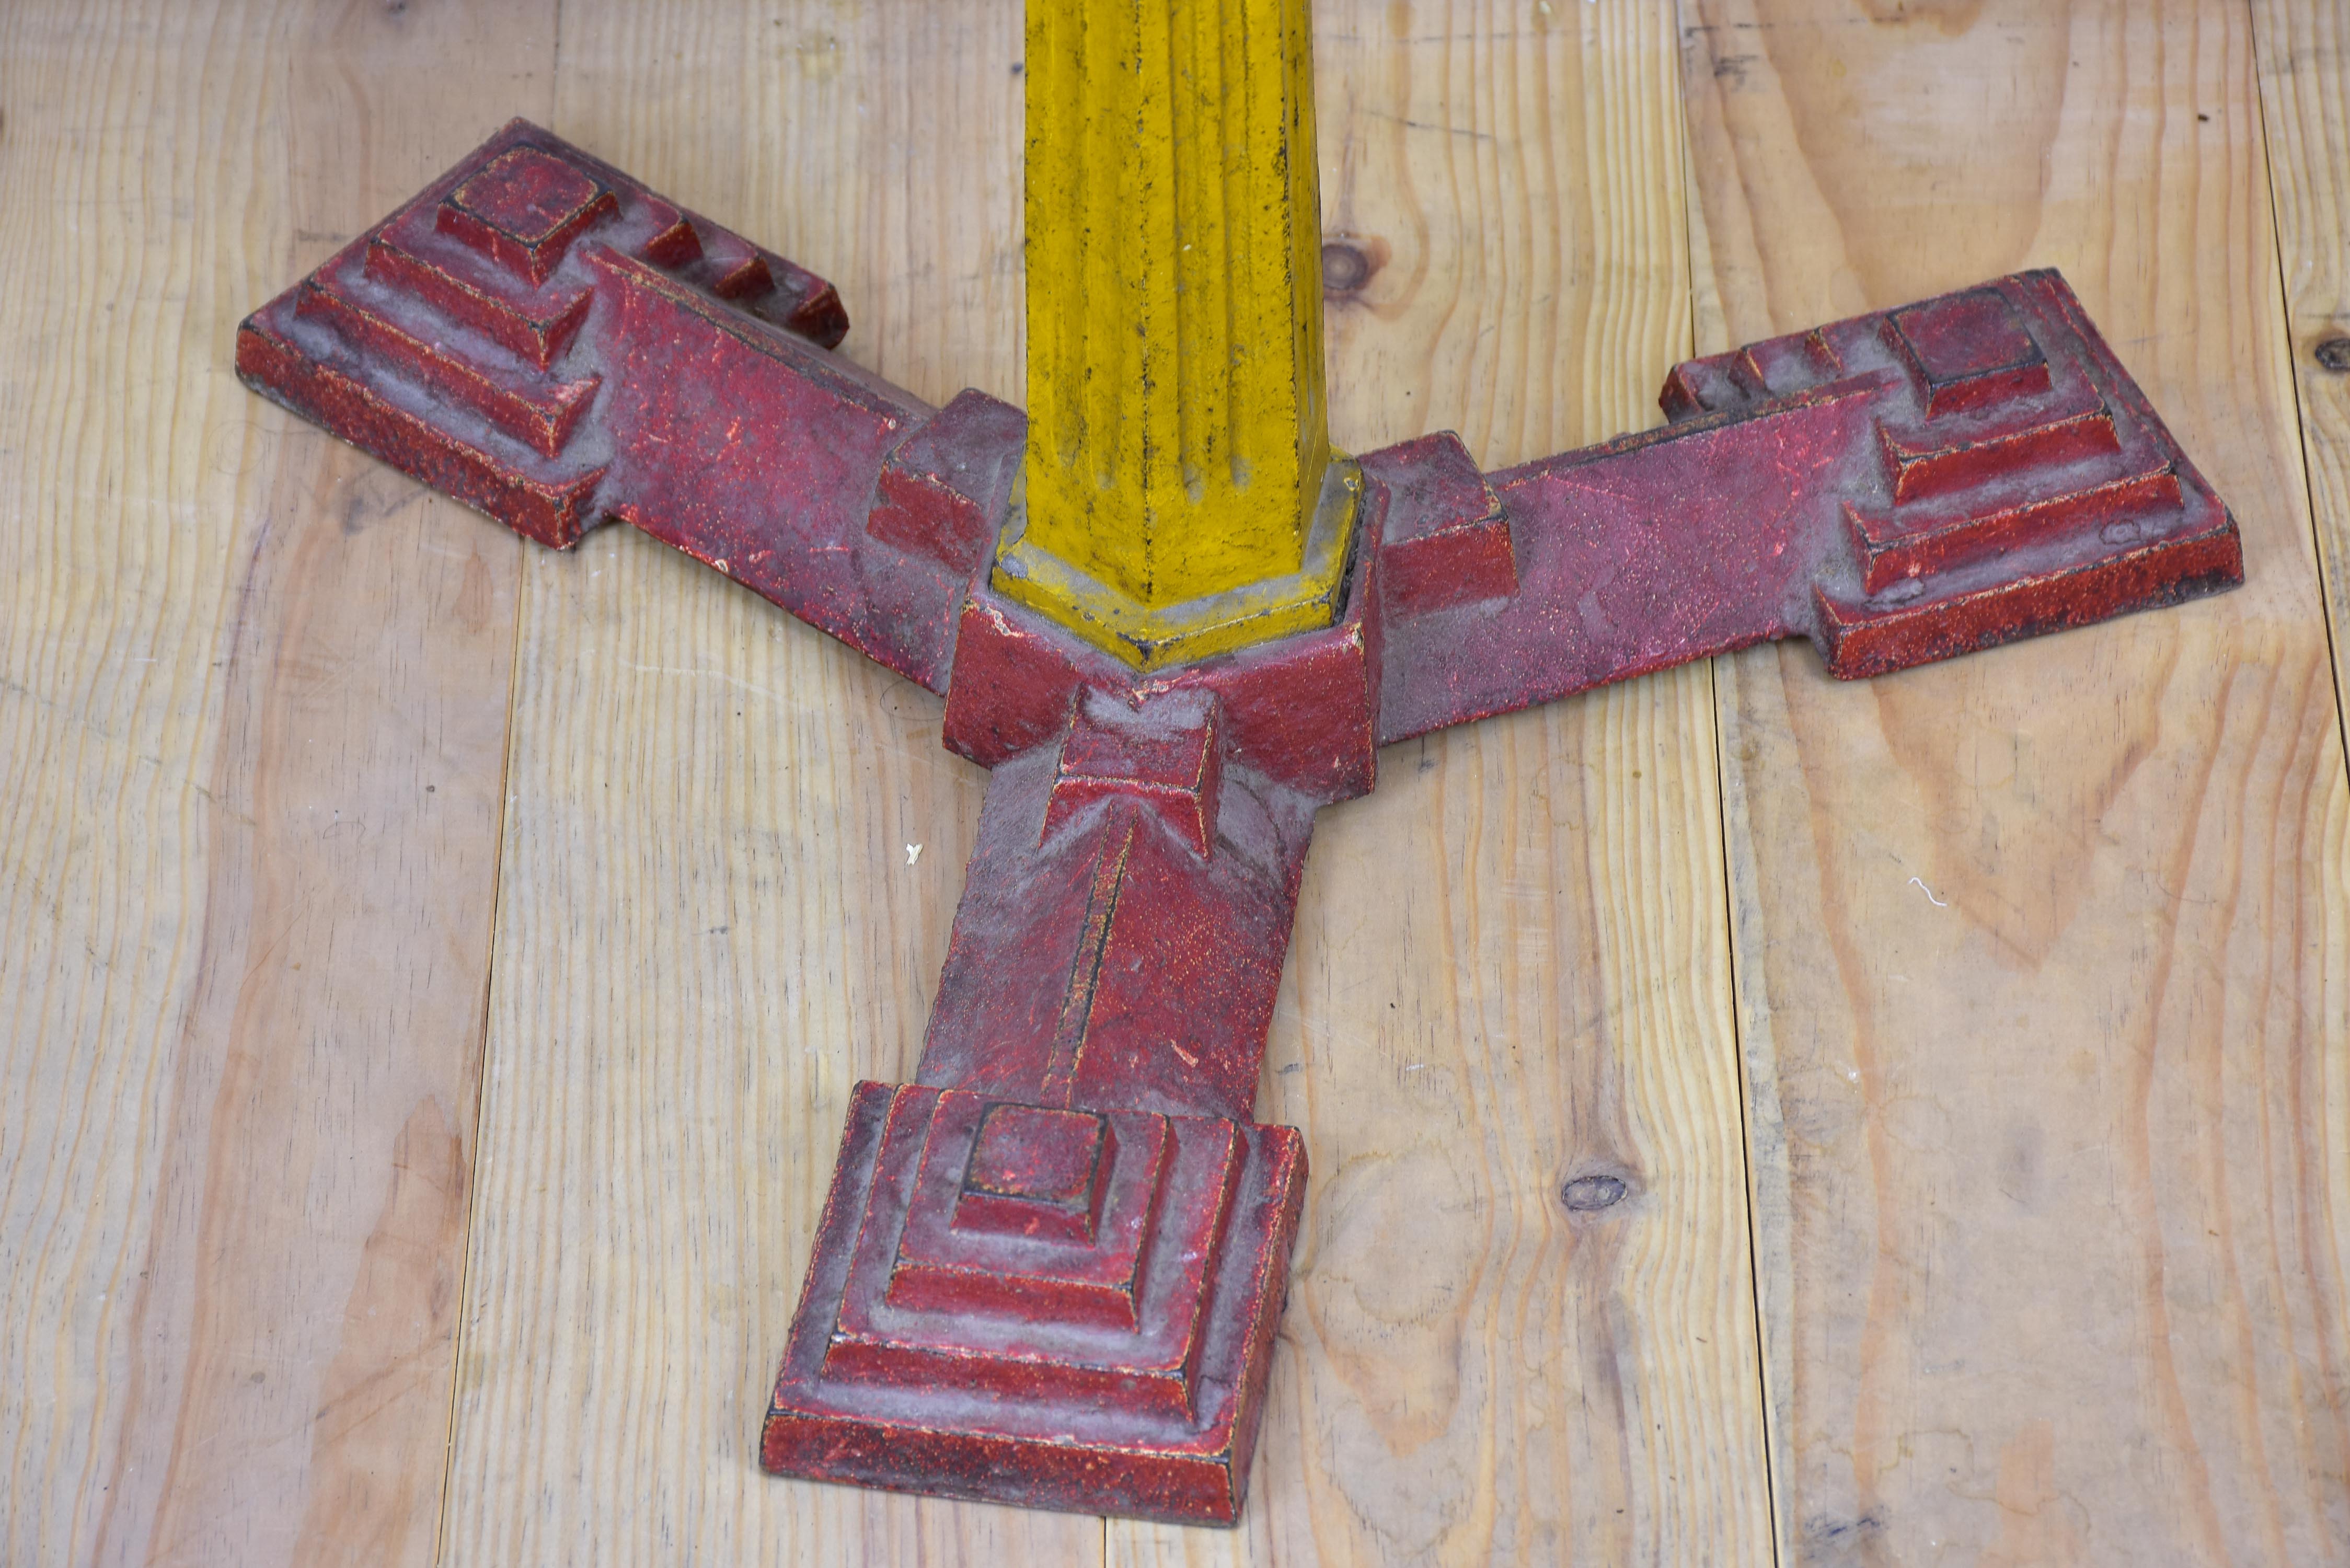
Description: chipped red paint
237,123,2244,1526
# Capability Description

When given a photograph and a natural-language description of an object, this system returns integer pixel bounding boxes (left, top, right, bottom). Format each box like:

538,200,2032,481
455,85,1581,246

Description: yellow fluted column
997,0,1357,671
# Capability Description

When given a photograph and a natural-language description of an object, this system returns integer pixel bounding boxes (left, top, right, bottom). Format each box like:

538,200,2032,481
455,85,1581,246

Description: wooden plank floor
1685,4,2349,1564
2,3,2342,1565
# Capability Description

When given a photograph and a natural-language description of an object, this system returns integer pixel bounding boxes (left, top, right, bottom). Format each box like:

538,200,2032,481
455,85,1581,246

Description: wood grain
12,4,2344,1565
2253,1,2350,746
1681,1,2350,1563
0,2,548,1566
1119,2,1773,1563
432,4,1101,1564
2248,7,2350,1558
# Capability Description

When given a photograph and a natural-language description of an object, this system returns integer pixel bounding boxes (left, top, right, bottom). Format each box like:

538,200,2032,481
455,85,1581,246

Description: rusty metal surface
235,121,2244,1526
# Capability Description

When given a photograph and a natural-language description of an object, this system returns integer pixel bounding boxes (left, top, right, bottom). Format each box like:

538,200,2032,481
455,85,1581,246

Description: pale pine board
1681,1,2350,1564
2247,3,2350,1557
1119,2,1770,1564
0,3,548,1566
434,4,1098,1565
2255,4,2350,759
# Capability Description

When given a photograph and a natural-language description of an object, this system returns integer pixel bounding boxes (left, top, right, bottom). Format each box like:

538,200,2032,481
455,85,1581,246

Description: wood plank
1116,2,1773,1563
2254,1,2350,764
1680,1,2350,1563
2246,8,2350,1558
0,3,549,1566
433,4,1101,1563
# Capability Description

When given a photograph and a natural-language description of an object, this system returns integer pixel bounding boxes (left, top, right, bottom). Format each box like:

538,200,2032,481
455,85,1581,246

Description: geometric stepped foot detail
762,1083,1306,1525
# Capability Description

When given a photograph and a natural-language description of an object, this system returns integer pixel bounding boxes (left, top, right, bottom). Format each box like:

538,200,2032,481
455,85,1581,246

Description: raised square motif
439,145,617,285
956,1101,1113,1241
831,1090,1228,1411
1892,287,2053,416
886,1095,1174,1330
1044,688,1222,856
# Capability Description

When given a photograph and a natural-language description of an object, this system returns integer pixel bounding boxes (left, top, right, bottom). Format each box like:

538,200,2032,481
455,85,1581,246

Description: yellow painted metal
998,0,1355,670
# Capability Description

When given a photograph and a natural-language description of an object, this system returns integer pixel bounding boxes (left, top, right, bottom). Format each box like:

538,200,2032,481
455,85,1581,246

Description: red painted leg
1374,272,2242,740
762,691,1318,1523
237,119,1017,695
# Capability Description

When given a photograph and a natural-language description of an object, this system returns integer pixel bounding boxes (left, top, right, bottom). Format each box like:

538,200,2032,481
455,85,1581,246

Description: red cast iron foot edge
236,121,2244,1525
